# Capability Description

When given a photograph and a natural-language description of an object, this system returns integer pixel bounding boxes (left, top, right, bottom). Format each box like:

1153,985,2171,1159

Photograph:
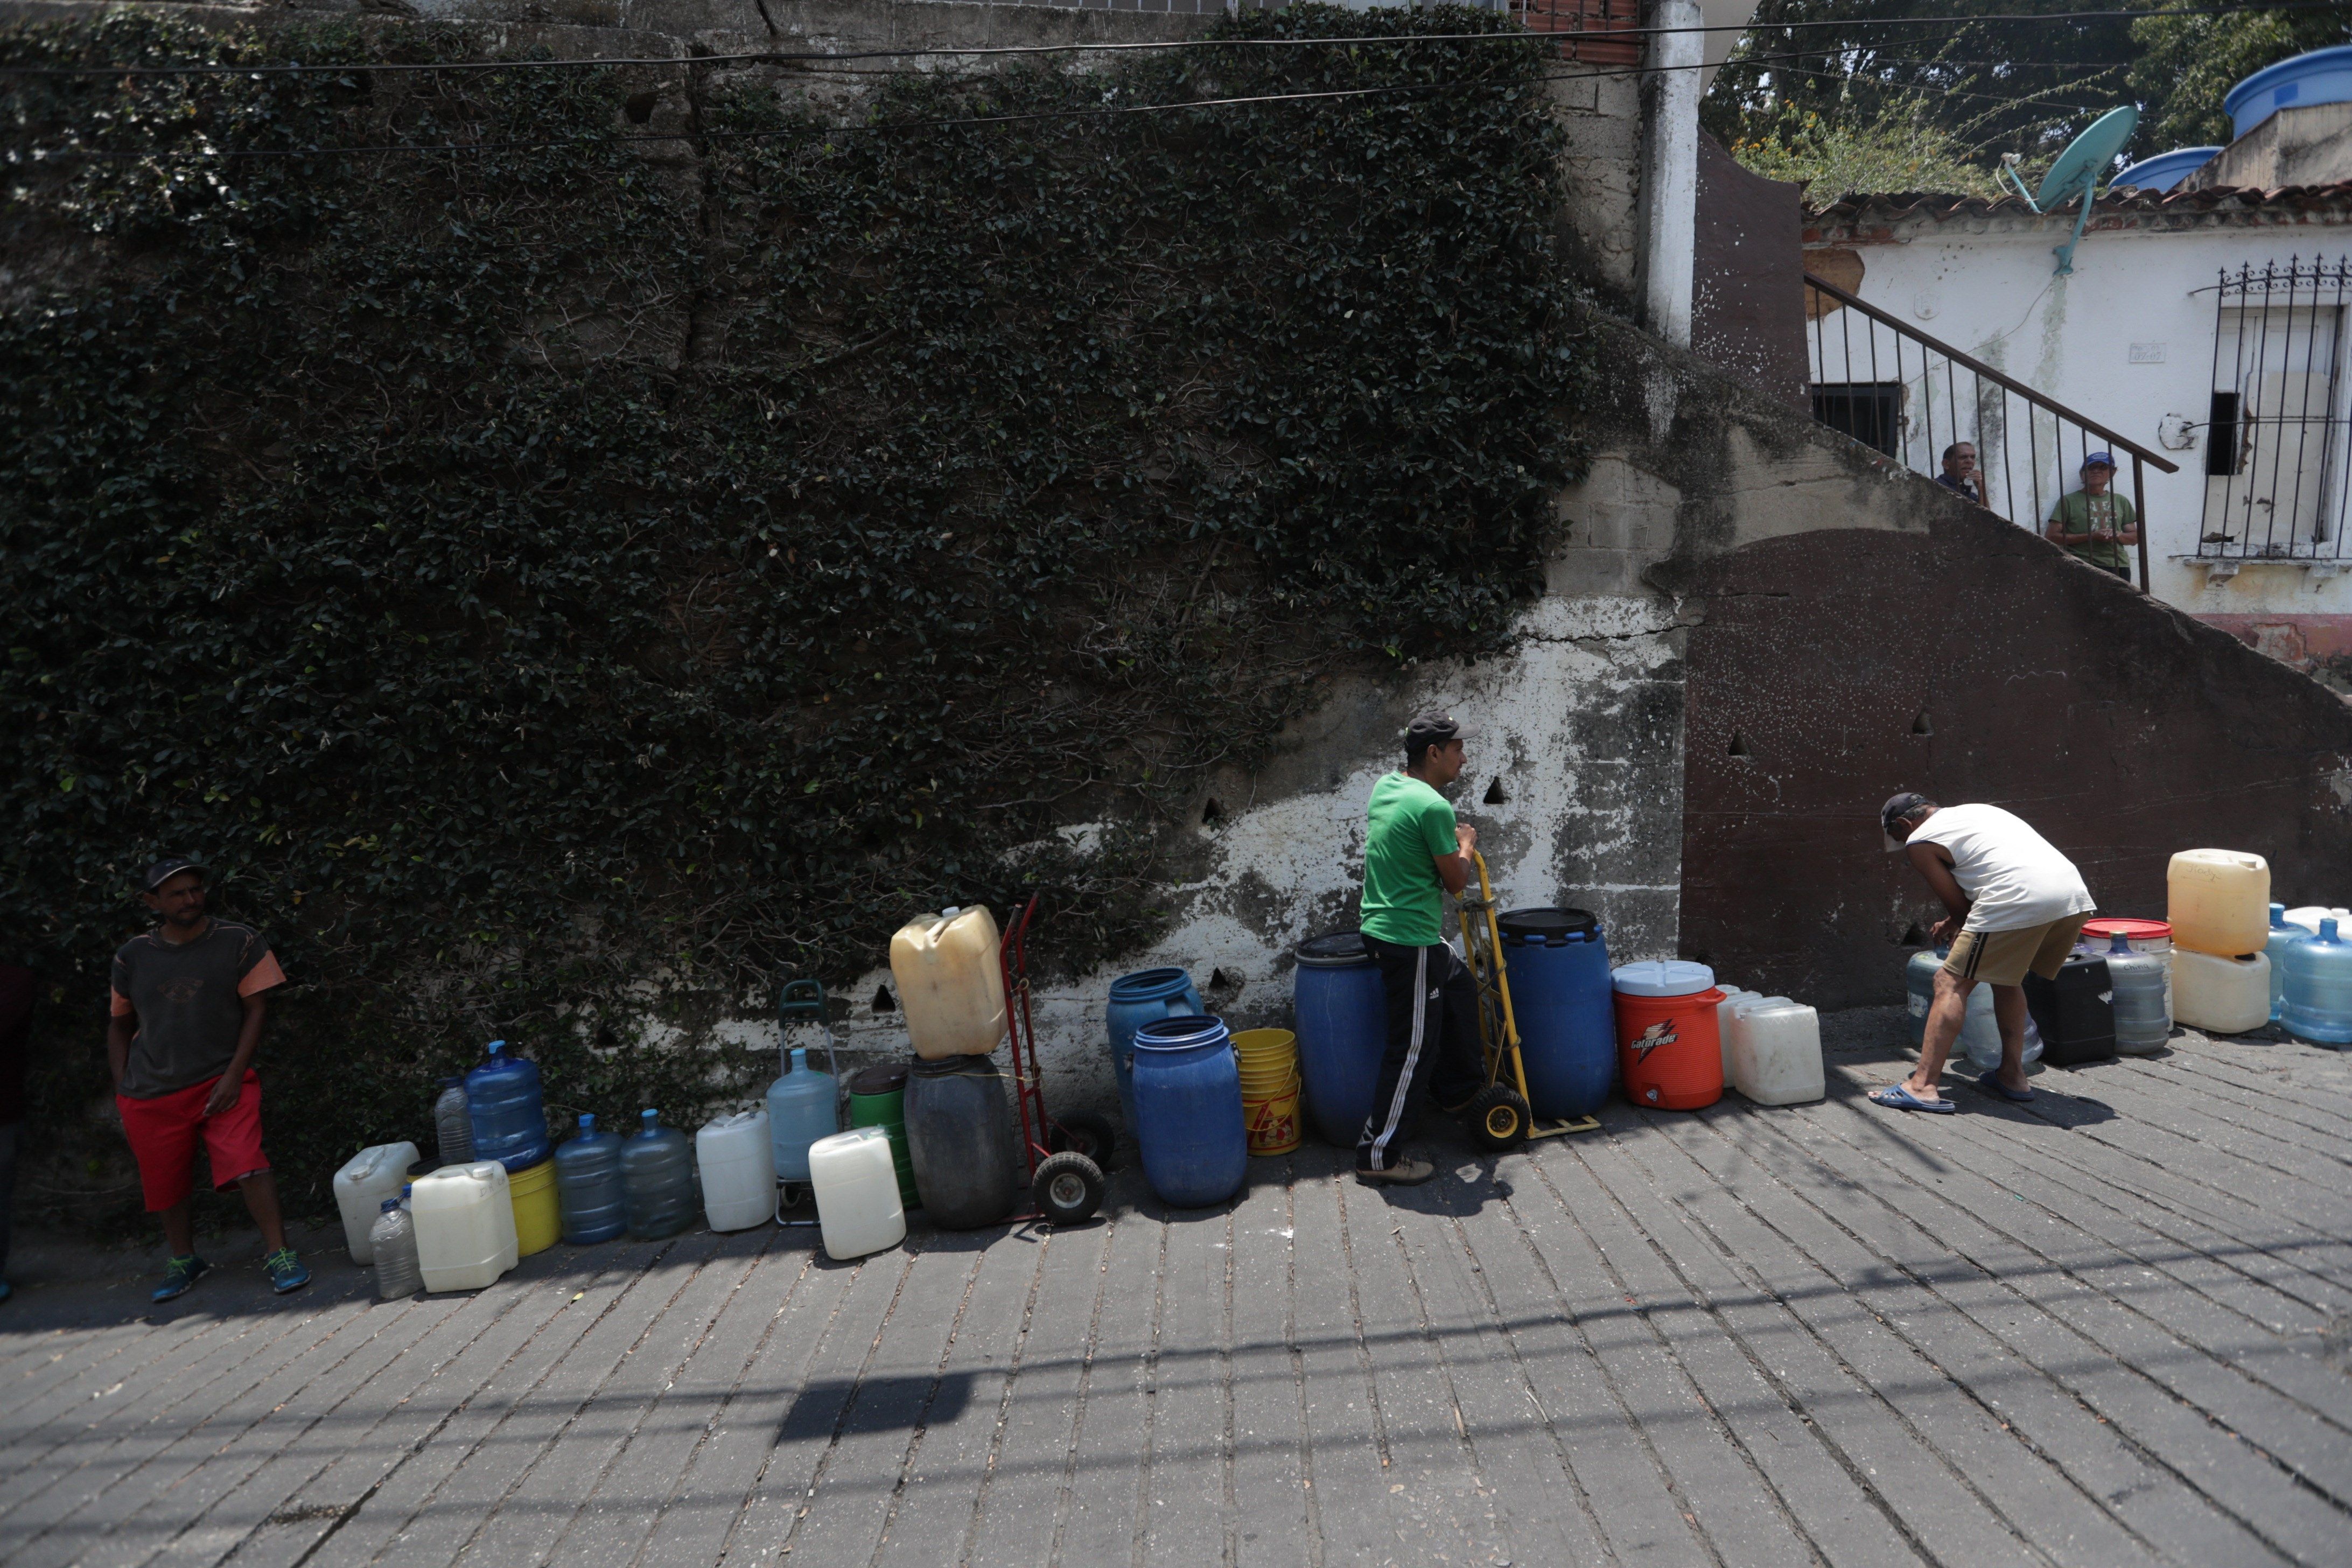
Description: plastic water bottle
2104,933,2172,1055
554,1114,627,1244
433,1076,474,1167
369,1198,423,1301
621,1109,698,1240
2266,903,2308,1022
2280,918,2352,1044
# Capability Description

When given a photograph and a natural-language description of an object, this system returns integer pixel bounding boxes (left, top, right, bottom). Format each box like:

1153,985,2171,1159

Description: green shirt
1360,772,1459,947
2047,489,2137,572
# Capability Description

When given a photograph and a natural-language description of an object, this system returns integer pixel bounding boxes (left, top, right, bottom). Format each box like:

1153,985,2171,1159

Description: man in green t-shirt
1353,712,1485,1185
2045,452,2138,580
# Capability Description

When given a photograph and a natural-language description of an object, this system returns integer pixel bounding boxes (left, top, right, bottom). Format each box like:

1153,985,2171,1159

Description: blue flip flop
1870,1082,1958,1114
1975,1069,2034,1103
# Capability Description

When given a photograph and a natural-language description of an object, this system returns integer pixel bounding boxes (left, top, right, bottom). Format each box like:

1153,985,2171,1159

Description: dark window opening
1810,382,1903,458
2206,390,2241,477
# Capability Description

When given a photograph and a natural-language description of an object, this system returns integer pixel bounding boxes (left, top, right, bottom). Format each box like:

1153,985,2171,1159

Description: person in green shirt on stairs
1354,712,1486,1187
2044,452,2138,580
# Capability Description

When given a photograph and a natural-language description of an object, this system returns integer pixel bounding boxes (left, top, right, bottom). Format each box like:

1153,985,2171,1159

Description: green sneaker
264,1248,311,1295
152,1254,209,1303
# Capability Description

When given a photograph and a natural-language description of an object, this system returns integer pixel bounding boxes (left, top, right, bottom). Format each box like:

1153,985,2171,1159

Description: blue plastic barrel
554,1114,626,1244
1293,933,1387,1146
465,1040,552,1172
1499,909,1617,1118
1107,968,1202,1133
1131,1015,1247,1208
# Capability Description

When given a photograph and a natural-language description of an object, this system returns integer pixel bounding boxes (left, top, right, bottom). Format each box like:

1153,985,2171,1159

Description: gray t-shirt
110,922,285,1098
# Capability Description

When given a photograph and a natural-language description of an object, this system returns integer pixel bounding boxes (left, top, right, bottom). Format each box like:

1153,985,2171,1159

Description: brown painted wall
1678,496,2352,1010
1691,135,1807,410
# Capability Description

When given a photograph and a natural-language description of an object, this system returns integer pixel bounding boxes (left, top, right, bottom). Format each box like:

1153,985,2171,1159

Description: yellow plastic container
890,906,1007,1059
508,1158,561,1258
2167,850,2271,957
1243,1080,1303,1156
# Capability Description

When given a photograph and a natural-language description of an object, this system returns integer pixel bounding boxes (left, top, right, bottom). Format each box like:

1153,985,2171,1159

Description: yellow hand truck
1455,850,1601,1151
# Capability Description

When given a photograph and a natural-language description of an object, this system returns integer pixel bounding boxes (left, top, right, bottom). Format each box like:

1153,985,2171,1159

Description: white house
1800,66,2352,687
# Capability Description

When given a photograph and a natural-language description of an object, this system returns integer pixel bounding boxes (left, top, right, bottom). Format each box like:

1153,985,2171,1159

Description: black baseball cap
141,856,207,892
1880,793,1933,852
1404,711,1473,753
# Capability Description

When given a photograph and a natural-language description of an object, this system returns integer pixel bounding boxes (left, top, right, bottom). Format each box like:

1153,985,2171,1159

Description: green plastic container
846,1062,921,1210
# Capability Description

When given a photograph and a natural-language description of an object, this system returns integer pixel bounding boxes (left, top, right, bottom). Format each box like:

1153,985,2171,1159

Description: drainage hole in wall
1912,711,1934,736
1482,777,1508,805
1201,797,1224,825
872,984,895,1013
1727,732,1752,758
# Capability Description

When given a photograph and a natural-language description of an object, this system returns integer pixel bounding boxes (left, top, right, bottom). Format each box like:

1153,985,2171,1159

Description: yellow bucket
508,1158,561,1258
1243,1079,1303,1156
1232,1028,1299,1070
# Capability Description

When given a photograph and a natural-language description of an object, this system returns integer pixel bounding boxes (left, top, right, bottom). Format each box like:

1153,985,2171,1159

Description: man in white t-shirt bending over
1873,792,2096,1112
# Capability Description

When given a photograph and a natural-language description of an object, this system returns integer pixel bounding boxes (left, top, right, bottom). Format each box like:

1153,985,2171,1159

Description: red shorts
116,1070,271,1212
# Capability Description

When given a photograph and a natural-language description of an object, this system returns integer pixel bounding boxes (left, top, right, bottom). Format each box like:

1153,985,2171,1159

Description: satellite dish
2001,105,2140,276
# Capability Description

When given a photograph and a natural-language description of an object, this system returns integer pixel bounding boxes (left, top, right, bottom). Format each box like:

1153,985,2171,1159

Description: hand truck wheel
1465,1083,1532,1152
1047,1110,1118,1167
1031,1151,1105,1226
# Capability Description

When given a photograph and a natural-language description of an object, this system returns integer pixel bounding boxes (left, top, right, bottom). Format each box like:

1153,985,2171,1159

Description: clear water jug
622,1109,698,1240
2265,905,2306,1021
2284,905,2351,934
1714,988,1759,1076
697,1108,776,1233
410,1161,519,1292
433,1077,474,1167
2172,949,2271,1034
465,1040,551,1171
2103,934,2171,1054
767,1046,839,1185
554,1114,626,1244
1905,949,2030,1070
889,906,1007,1059
2279,918,2352,1044
333,1140,419,1264
809,1126,906,1261
2167,850,2271,957
1726,997,1824,1105
369,1199,423,1301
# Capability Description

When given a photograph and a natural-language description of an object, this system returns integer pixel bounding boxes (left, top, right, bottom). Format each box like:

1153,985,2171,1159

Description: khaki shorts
1943,914,2090,988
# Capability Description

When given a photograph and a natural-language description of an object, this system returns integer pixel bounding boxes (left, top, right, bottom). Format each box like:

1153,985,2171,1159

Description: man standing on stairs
2045,452,2139,580
1873,794,2095,1113
1354,713,1486,1186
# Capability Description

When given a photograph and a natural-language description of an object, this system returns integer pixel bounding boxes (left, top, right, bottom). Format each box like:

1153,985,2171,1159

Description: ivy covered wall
1,3,1596,1229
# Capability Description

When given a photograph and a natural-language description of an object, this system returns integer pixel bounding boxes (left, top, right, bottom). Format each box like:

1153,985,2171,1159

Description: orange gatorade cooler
1611,961,1726,1110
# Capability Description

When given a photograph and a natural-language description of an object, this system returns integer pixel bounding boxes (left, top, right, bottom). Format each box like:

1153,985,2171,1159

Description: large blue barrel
1107,968,1202,1133
1499,909,1615,1119
1131,1016,1247,1208
1293,933,1387,1146
465,1040,552,1172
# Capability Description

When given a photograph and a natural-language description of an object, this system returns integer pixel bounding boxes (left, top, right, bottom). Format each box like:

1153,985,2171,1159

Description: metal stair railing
1803,270,2180,590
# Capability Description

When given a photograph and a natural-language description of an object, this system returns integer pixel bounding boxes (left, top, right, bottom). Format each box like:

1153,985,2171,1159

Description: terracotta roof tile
1804,181,2352,228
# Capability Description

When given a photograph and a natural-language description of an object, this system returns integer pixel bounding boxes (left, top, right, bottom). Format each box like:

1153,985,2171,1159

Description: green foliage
2129,8,2352,151
0,6,1592,1229
1730,102,2005,200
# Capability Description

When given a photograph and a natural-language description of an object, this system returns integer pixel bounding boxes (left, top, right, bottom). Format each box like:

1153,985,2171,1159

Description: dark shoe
152,1254,210,1303
264,1248,311,1294
0,1279,12,1304
1355,1156,1436,1186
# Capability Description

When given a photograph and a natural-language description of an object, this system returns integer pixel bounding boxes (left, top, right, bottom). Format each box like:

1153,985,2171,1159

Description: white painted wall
1818,221,2352,619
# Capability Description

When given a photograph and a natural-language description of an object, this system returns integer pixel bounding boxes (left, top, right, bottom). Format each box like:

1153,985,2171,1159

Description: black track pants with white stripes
1356,934,1484,1171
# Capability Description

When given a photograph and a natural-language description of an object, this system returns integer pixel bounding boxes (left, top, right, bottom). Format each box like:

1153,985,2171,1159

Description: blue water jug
466,1040,551,1172
554,1113,626,1244
1499,908,1615,1118
2280,918,2352,1044
767,1047,839,1185
1293,934,1387,1146
1131,1015,1247,1209
2267,902,2309,1021
621,1109,698,1239
1107,968,1202,1133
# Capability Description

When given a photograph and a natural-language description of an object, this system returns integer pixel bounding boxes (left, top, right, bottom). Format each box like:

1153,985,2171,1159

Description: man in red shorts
109,857,309,1301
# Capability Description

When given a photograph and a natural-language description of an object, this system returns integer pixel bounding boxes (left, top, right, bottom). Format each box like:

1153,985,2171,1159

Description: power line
0,1,2342,79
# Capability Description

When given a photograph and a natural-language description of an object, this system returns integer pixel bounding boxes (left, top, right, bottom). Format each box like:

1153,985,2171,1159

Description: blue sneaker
153,1254,209,1303
264,1248,310,1294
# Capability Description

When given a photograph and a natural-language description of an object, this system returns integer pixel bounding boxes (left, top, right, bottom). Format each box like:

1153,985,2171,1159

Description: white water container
1727,997,1825,1105
809,1127,906,1261
2167,849,2270,957
2284,905,2351,934
697,1108,777,1233
411,1161,520,1292
2172,949,2272,1034
889,906,1007,1059
333,1140,420,1265
1714,988,1759,1077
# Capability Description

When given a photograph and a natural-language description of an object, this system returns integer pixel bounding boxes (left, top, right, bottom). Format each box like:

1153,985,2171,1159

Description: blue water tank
2226,45,2352,141
2280,918,2352,1044
465,1040,551,1172
1106,968,1202,1134
767,1046,839,1183
1292,933,1387,1147
1130,1015,1247,1209
554,1114,626,1244
1498,908,1615,1118
2112,146,2222,193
